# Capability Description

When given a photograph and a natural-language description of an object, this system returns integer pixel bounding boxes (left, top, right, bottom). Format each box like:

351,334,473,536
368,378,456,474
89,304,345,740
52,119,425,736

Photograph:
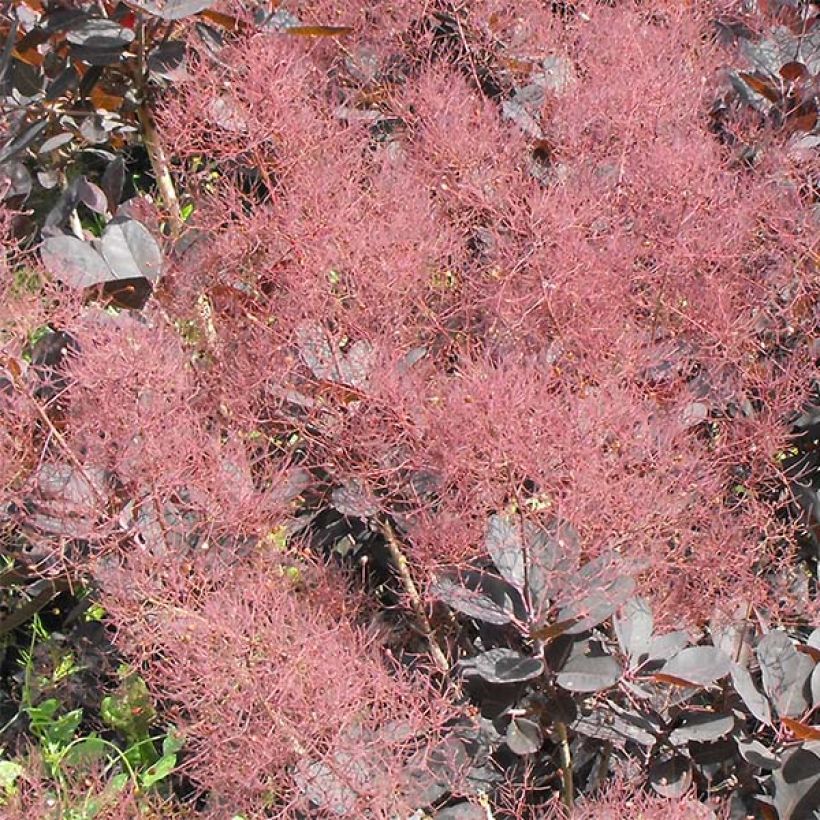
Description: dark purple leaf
0,161,32,201
772,746,820,820
435,804,486,820
660,646,731,688
147,40,188,81
669,711,735,745
485,513,525,591
40,234,113,288
100,156,125,214
811,665,820,709
526,518,581,607
296,324,373,389
45,66,79,101
430,578,512,625
730,662,772,726
757,630,814,718
100,218,163,281
649,753,692,799
66,18,135,49
505,716,542,755
293,754,370,816
76,177,108,214
557,654,622,693
94,277,153,310
571,706,657,748
464,648,544,684
736,737,781,770
133,0,217,21
331,479,378,519
0,118,48,164
558,575,636,634
79,116,110,144
644,630,691,665
0,18,17,86
614,596,654,662
38,169,61,190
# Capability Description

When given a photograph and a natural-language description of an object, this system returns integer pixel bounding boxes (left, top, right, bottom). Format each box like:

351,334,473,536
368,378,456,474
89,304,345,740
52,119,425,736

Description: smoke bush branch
379,518,450,675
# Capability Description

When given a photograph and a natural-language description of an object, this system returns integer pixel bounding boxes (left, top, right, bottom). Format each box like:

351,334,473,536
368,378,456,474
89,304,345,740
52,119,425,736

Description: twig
137,104,183,237
0,578,71,637
556,719,574,813
378,518,450,675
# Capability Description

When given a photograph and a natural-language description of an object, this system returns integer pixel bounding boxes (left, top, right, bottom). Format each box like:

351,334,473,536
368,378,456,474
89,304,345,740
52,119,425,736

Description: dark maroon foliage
1,0,818,816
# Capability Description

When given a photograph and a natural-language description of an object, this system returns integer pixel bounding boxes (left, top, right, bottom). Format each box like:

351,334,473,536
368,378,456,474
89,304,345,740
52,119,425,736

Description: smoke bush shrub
1,0,817,816
98,548,458,816
149,0,815,620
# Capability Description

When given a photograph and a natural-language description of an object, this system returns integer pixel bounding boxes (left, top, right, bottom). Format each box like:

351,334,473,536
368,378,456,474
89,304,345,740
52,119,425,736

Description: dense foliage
0,0,818,817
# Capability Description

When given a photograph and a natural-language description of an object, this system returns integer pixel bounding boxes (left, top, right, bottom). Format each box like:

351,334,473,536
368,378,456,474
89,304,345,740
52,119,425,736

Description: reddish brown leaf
797,643,820,663
781,717,820,741
197,9,249,33
285,25,353,37
650,673,700,688
780,61,808,83
529,617,581,641
738,71,781,103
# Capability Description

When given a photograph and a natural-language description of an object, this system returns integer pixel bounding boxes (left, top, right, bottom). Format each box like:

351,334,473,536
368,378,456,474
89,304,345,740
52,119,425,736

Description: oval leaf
505,716,542,755
66,18,135,49
41,235,113,288
101,218,163,281
615,596,654,662
660,646,731,688
730,662,772,726
557,654,622,693
757,630,814,718
645,630,690,665
430,578,512,625
736,737,781,770
76,177,109,215
669,711,735,745
772,746,820,820
464,648,544,684
485,513,525,591
132,0,217,20
649,753,692,799
558,575,636,635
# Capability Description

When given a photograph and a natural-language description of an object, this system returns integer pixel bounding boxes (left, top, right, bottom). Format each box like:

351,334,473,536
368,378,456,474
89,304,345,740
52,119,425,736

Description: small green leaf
139,752,177,789
162,727,184,757
0,760,24,794
62,736,108,768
